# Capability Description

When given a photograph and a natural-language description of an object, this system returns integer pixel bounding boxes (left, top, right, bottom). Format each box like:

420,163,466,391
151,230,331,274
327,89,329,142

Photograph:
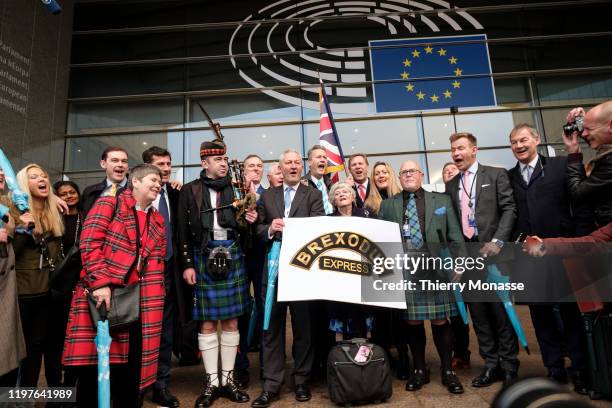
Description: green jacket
379,190,467,258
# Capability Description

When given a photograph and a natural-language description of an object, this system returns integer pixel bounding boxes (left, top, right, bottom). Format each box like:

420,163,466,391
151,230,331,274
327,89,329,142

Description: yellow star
412,49,421,58
403,58,412,67
438,48,447,56
452,80,461,89
416,91,426,100
430,94,439,103
449,56,458,64
443,89,452,98
405,83,415,92
454,68,463,76
401,71,409,79
424,45,433,54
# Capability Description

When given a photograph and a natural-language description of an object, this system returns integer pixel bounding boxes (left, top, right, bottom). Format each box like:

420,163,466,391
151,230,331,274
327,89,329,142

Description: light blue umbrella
95,305,112,408
487,264,530,354
0,148,29,213
263,241,282,331
436,230,468,324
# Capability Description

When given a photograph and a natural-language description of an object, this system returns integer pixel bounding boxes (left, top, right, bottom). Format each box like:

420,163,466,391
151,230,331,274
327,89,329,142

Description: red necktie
358,184,366,202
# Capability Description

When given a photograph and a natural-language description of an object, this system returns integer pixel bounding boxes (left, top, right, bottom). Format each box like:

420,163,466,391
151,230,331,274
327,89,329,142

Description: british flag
319,80,345,183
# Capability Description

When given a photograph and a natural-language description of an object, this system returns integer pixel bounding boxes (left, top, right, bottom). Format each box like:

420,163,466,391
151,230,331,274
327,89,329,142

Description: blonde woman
13,164,64,387
364,162,401,216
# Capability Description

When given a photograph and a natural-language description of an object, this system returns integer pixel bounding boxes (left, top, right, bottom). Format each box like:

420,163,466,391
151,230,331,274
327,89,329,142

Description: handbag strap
340,341,375,366
125,206,151,284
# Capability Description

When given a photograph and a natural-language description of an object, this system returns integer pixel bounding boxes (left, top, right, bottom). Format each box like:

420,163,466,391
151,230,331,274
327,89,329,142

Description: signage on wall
229,0,493,114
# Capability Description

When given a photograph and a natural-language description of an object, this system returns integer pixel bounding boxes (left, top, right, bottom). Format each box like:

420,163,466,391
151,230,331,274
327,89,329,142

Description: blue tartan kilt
192,240,250,321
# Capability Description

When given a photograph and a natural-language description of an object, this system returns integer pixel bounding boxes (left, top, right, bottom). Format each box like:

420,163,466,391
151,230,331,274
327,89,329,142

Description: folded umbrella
0,148,29,213
95,304,112,408
487,264,530,354
436,230,468,324
263,240,281,331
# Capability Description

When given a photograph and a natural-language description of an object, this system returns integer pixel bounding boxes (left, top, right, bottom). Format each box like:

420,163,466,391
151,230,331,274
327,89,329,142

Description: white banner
277,216,407,309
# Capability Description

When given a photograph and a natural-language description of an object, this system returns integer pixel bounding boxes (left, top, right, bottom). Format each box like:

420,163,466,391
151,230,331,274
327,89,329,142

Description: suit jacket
81,178,126,216
255,183,325,244
378,190,466,258
353,178,371,208
446,164,517,252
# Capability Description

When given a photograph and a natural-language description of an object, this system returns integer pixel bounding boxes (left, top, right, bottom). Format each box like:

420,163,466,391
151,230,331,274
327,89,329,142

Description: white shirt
103,178,127,196
152,185,171,222
356,178,369,193
458,161,479,236
268,182,299,239
209,189,228,240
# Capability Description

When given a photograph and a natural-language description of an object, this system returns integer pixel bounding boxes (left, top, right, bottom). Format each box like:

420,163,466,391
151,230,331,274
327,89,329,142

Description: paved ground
142,305,612,408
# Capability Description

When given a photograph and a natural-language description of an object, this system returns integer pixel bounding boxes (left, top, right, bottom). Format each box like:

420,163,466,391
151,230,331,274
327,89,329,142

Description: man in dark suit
445,132,519,387
143,146,183,407
508,124,590,394
81,146,129,215
235,154,267,388
251,149,324,408
347,153,371,208
379,160,466,394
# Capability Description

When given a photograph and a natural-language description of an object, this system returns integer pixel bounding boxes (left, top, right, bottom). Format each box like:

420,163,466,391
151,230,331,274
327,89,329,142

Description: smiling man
81,146,129,215
302,145,333,215
347,153,371,208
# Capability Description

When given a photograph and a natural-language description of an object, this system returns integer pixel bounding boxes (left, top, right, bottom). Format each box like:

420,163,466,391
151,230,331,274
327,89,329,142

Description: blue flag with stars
369,34,496,113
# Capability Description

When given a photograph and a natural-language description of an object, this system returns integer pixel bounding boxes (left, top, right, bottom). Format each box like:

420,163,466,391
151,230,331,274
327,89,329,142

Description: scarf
199,171,238,232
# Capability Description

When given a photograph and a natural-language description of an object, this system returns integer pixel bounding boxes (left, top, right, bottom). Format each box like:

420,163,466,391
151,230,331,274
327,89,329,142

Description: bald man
563,101,612,227
379,160,467,394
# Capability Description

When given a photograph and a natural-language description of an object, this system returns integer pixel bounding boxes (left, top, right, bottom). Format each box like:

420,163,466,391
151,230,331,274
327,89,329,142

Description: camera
563,115,584,136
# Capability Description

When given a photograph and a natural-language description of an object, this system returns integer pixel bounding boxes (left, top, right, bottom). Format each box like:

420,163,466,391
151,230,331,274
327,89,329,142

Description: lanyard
459,171,476,208
132,208,151,278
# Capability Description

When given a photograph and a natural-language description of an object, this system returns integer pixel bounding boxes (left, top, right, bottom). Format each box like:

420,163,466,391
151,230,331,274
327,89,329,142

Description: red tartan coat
62,189,167,390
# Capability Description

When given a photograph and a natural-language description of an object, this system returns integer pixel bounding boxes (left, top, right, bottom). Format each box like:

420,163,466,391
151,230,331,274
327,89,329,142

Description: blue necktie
316,179,333,215
159,188,173,260
284,187,293,216
405,193,423,249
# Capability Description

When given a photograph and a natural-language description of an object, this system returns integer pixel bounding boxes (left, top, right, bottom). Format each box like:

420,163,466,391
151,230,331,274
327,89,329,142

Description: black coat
81,179,126,216
352,178,371,208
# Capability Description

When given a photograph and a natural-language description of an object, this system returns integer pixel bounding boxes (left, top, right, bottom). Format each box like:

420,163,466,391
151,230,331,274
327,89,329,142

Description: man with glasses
379,161,466,394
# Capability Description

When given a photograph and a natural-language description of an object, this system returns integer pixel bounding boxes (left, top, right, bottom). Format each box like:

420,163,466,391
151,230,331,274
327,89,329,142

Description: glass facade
64,0,612,188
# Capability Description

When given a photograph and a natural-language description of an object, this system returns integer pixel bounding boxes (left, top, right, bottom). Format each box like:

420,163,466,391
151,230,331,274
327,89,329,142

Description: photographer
563,101,612,227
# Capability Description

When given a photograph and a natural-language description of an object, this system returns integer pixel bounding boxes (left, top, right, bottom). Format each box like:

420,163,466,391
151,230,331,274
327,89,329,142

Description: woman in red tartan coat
63,164,167,407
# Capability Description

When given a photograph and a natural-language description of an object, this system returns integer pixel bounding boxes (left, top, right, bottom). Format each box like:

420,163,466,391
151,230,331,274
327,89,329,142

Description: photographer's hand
562,107,586,154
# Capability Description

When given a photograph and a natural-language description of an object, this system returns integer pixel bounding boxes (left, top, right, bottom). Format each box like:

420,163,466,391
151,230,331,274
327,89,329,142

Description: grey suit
255,183,324,393
446,163,520,372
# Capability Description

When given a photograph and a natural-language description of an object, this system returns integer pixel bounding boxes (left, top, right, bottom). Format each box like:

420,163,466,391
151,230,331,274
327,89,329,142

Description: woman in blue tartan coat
177,139,257,408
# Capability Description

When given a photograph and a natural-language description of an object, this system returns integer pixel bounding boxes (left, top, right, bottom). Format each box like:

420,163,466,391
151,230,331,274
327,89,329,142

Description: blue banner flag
369,34,496,113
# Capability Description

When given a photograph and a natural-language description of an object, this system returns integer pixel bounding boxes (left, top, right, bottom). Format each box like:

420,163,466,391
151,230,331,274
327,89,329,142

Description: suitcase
583,311,612,400
327,338,392,406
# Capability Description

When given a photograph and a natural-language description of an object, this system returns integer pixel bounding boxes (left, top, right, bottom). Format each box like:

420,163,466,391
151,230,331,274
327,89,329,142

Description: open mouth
37,183,48,193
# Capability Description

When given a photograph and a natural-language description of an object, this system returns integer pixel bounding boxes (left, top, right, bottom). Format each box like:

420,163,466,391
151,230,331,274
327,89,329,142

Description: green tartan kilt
403,279,458,321
192,240,250,321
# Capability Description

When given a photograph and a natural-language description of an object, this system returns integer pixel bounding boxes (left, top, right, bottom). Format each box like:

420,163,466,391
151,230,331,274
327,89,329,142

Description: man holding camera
563,101,612,227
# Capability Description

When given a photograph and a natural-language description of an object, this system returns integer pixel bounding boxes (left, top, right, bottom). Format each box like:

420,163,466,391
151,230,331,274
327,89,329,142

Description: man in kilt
177,139,257,407
379,160,466,394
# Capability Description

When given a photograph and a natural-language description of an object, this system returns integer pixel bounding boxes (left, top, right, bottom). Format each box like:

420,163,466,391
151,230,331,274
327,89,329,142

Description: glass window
67,99,184,134
65,133,184,172
304,117,424,156
455,111,516,147
426,147,515,185
184,125,301,166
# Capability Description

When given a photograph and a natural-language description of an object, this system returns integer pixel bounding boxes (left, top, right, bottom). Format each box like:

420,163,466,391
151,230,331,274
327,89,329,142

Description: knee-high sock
432,322,453,372
220,330,240,386
198,333,220,386
407,323,426,371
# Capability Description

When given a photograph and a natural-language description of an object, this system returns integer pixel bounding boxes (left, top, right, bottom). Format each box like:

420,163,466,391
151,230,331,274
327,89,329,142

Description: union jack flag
319,80,345,183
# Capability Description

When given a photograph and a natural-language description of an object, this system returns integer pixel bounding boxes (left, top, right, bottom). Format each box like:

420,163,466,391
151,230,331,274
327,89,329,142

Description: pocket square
434,206,446,215
482,184,491,187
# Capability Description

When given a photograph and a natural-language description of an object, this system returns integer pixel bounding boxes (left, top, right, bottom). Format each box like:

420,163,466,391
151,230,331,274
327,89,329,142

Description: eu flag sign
370,34,496,113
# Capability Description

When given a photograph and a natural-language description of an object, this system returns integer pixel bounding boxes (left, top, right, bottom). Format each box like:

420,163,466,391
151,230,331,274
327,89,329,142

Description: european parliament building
1,0,611,187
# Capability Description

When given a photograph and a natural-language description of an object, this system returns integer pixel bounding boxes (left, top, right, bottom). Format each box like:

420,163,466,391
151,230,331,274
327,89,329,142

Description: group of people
0,101,610,407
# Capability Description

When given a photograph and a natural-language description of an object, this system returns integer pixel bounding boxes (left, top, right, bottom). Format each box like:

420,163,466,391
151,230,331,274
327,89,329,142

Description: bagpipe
197,103,257,227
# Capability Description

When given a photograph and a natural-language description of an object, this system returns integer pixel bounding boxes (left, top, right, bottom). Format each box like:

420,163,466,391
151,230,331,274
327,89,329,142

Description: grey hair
509,123,540,140
279,149,301,163
307,144,325,160
267,162,280,174
328,182,355,208
128,164,162,189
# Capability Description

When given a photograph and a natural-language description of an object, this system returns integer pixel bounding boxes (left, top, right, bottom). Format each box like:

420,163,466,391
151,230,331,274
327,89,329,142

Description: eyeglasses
399,169,421,177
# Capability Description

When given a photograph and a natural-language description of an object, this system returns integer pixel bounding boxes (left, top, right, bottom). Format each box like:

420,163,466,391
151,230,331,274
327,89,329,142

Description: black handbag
327,338,392,406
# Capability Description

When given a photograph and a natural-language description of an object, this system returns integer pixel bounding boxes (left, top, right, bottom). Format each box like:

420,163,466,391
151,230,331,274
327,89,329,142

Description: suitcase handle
341,344,375,366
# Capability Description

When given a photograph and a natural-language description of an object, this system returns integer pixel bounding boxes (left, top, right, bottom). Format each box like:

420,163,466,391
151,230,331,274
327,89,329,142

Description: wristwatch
492,238,504,249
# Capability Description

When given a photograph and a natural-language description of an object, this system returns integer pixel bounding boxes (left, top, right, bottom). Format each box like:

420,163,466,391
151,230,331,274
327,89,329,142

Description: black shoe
195,383,220,408
234,369,250,390
502,370,518,387
405,368,431,391
294,384,311,402
471,367,502,388
396,365,410,381
572,371,589,395
547,369,568,384
220,376,250,403
153,387,180,408
251,391,279,408
442,370,464,394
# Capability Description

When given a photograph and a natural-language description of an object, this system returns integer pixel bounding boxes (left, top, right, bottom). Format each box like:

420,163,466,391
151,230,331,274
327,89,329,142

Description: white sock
198,333,220,387
220,330,240,386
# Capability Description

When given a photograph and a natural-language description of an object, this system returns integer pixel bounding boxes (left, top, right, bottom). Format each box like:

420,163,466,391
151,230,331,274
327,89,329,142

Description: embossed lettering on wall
0,39,30,115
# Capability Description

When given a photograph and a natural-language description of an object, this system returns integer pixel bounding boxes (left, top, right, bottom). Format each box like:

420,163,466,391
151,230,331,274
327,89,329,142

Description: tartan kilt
192,240,250,321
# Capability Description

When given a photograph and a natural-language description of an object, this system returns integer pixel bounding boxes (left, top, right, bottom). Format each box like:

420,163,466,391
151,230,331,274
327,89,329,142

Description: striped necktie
405,193,423,249
316,179,333,215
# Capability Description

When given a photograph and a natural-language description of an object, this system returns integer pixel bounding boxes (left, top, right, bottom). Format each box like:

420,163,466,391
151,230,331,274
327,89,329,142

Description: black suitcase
327,338,392,406
583,311,612,400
